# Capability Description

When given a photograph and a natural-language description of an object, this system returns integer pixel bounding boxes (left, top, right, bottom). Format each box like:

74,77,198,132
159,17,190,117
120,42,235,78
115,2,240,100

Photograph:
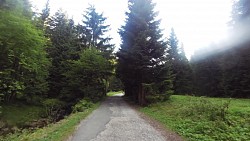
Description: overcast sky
30,0,233,58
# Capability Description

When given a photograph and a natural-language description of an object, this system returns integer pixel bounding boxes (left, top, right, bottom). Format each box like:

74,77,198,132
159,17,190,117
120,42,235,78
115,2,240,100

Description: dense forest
0,0,249,135
0,0,116,126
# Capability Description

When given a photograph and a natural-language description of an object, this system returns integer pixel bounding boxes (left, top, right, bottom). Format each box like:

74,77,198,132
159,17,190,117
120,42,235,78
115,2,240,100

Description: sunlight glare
30,0,232,58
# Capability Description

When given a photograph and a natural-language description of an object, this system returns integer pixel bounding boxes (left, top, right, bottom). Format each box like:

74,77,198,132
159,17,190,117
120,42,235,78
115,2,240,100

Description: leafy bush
63,48,113,102
72,99,94,113
42,99,66,121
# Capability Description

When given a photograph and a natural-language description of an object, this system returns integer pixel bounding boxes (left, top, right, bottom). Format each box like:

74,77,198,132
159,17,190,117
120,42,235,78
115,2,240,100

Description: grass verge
1,102,99,141
140,95,250,141
1,104,44,128
107,91,123,96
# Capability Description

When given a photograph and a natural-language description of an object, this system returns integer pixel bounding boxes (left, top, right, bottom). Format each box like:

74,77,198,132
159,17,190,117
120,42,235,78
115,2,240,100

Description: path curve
70,94,167,141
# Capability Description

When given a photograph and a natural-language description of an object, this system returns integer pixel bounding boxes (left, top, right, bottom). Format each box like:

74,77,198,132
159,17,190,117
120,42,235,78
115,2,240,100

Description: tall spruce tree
117,0,172,105
36,0,50,30
46,10,78,98
79,5,114,58
167,29,193,94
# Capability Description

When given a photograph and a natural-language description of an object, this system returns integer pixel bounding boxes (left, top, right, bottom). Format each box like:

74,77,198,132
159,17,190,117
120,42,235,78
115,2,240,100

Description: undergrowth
1,100,99,141
141,95,250,141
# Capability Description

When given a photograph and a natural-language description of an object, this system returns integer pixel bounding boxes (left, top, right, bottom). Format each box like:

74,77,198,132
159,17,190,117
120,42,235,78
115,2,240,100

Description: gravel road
70,94,167,141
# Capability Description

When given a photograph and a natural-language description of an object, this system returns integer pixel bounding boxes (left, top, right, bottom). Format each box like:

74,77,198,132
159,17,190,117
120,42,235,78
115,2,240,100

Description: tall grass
141,95,250,141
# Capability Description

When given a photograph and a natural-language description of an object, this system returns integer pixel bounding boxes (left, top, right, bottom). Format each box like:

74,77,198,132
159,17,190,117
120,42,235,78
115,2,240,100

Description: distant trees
191,0,250,98
117,0,173,105
78,5,114,58
191,45,224,97
223,0,250,98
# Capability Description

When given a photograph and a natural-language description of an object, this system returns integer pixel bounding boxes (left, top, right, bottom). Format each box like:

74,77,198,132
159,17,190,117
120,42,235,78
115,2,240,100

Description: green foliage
0,103,99,141
46,10,79,98
191,46,225,97
141,95,250,141
0,0,33,18
0,104,44,128
167,29,193,94
143,82,172,103
182,97,230,121
107,91,123,97
108,76,124,92
42,99,66,120
72,99,94,113
63,48,113,102
79,5,114,58
0,5,50,102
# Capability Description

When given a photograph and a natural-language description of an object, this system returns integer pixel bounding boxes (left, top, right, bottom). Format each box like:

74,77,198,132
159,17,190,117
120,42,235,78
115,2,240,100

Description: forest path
69,94,168,141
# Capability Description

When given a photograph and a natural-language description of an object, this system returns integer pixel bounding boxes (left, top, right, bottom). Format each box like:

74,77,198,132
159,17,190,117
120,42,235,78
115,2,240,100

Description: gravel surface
70,94,167,141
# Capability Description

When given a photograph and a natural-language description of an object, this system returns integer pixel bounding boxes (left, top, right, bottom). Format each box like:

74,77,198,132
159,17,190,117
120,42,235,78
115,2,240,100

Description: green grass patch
1,104,44,128
107,91,123,96
1,102,99,141
140,95,250,141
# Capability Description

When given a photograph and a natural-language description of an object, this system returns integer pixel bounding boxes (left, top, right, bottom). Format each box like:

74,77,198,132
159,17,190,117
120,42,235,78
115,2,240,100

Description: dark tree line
117,0,250,105
191,0,250,98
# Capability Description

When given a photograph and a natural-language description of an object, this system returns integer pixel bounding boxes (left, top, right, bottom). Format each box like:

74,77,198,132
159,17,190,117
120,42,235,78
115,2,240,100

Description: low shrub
42,99,66,121
143,82,172,104
183,97,231,121
72,99,94,113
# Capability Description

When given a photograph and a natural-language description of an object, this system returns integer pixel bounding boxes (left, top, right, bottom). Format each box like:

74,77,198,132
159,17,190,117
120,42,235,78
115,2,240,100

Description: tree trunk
138,84,142,105
138,84,146,106
141,84,146,106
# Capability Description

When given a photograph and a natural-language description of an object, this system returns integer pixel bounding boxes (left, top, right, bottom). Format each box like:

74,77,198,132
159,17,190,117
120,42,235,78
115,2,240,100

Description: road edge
124,97,184,141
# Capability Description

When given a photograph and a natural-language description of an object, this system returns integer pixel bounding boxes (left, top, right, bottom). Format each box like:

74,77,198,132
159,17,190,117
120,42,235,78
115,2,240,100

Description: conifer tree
167,29,193,94
36,0,50,30
46,10,78,98
79,5,114,58
117,0,172,105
